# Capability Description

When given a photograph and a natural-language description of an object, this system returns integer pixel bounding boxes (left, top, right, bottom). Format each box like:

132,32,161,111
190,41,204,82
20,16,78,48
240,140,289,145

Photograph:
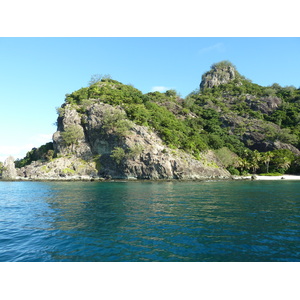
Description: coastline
2,174,300,182
234,174,300,181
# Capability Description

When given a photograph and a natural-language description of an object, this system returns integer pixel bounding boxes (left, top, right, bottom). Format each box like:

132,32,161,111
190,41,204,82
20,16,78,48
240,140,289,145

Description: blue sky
1,37,300,162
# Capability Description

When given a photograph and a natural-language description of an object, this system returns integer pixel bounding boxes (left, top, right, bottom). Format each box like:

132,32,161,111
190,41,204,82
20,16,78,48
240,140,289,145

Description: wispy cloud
198,43,225,54
151,86,172,92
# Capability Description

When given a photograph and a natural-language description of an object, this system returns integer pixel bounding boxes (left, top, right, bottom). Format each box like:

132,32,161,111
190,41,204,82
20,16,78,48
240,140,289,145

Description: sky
0,37,300,162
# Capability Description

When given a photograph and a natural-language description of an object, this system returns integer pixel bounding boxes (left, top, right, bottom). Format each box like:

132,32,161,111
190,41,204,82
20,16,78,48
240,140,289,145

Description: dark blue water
1,180,300,261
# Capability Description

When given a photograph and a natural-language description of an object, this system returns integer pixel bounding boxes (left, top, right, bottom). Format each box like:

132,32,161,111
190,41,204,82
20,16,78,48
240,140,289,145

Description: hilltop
3,61,300,180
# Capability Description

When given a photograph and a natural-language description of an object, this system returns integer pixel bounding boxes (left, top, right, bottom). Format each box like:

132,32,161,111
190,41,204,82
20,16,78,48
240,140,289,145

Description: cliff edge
16,100,230,180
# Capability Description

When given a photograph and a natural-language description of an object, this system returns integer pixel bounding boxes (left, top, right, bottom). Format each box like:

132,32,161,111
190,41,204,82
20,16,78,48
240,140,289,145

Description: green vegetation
61,167,76,175
61,125,84,147
62,67,300,174
259,172,283,176
110,147,126,164
102,108,133,137
0,161,4,177
110,144,144,165
15,142,54,168
93,154,101,172
16,61,300,176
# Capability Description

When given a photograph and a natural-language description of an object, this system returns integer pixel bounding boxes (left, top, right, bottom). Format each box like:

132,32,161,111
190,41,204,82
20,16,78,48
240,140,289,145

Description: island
1,61,300,181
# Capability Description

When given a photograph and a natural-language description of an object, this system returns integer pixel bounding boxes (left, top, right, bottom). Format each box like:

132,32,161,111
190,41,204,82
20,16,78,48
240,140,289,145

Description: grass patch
259,172,283,176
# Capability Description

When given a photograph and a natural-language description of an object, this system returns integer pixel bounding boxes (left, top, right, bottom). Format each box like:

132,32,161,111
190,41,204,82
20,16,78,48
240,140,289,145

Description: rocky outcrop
17,102,230,180
245,95,282,114
273,141,300,155
16,156,98,180
220,113,300,155
2,156,17,180
200,61,237,90
93,123,229,180
53,105,93,160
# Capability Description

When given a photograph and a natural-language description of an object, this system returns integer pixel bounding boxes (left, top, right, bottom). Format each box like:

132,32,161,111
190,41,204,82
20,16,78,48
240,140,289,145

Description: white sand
235,175,300,180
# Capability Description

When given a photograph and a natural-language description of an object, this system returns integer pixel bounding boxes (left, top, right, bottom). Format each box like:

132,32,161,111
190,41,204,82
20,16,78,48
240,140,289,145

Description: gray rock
200,63,237,90
2,156,17,180
18,101,230,181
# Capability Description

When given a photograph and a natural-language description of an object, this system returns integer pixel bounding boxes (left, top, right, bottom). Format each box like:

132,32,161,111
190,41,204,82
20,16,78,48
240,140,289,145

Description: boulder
2,156,17,180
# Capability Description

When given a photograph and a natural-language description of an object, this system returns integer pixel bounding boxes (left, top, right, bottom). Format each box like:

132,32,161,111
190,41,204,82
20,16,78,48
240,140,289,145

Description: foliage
110,144,144,164
128,144,144,159
259,172,283,176
214,147,239,168
227,166,240,175
102,109,133,137
15,142,54,168
17,65,300,175
61,125,84,146
61,167,76,175
211,60,237,70
110,147,126,164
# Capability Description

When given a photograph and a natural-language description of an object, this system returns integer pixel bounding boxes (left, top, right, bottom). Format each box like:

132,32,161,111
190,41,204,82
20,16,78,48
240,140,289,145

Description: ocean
1,180,299,262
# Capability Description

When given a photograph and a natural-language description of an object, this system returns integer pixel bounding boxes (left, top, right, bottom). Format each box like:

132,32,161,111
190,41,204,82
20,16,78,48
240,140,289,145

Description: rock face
220,113,300,155
2,156,17,180
16,157,98,180
53,105,93,160
18,102,230,180
245,95,282,114
200,61,237,90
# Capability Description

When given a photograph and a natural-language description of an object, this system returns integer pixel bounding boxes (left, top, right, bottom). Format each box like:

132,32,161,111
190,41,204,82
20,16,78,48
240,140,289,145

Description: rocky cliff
12,61,300,179
16,102,230,180
197,62,300,156
200,61,238,90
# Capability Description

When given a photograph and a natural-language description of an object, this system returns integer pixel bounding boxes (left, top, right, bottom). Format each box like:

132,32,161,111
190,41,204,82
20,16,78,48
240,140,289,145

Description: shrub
227,166,240,175
102,109,133,137
61,125,84,146
110,147,126,164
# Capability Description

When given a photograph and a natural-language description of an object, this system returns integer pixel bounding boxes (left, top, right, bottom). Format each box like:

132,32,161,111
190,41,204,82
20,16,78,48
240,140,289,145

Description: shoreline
1,174,300,182
234,174,300,181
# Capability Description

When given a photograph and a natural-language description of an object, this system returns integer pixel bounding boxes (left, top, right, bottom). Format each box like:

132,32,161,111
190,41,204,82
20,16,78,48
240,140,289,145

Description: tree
214,147,239,168
61,125,84,151
88,74,103,86
237,157,250,174
165,89,177,97
261,151,274,173
102,108,133,137
249,150,261,174
110,147,126,164
271,149,294,173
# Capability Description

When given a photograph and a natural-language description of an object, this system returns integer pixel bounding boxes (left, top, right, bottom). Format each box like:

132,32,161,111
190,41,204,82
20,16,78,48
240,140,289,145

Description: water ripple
1,180,300,261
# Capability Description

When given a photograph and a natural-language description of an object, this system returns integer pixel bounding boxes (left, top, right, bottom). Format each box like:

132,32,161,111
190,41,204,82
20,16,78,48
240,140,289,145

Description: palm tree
237,157,250,174
250,150,261,174
261,151,274,173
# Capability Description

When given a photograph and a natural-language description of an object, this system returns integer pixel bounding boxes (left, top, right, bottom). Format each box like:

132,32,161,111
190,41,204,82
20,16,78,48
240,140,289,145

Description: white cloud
0,133,53,162
151,86,172,92
0,145,31,162
198,43,225,54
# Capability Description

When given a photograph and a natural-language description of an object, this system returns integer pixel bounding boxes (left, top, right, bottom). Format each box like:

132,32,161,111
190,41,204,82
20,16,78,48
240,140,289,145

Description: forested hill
15,61,300,176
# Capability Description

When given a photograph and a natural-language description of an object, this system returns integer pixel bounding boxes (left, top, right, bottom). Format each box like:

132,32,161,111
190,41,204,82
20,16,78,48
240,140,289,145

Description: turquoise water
0,180,300,262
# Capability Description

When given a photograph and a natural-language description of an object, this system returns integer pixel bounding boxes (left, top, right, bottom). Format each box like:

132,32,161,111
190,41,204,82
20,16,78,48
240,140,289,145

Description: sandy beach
236,175,300,180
